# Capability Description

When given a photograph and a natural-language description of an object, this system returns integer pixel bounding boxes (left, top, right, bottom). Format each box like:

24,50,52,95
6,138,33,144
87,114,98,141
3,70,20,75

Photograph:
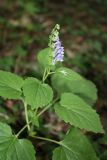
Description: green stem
24,101,30,131
37,103,50,117
42,68,47,82
37,98,59,117
16,98,59,137
16,123,29,138
31,135,60,145
42,67,51,83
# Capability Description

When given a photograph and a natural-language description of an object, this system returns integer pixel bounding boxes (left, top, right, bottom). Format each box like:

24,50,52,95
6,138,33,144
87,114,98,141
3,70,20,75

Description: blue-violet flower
48,24,64,65
53,37,64,64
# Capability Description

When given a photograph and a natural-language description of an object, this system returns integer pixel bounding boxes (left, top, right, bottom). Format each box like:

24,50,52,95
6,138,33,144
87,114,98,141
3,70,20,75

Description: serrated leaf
52,67,97,105
0,122,36,160
54,93,104,133
37,48,54,69
23,77,53,109
52,128,99,160
0,70,24,99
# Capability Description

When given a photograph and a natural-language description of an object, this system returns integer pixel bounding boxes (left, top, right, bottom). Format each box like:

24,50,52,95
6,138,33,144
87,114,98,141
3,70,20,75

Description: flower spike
48,24,64,64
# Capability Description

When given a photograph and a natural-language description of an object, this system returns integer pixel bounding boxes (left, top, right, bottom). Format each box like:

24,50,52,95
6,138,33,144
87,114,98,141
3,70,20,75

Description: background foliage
0,0,107,159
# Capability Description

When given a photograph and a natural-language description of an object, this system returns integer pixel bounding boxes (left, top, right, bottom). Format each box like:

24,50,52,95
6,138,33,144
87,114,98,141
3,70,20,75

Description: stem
42,68,47,82
16,123,29,138
37,98,59,117
37,103,50,117
24,101,30,131
42,67,51,83
16,98,59,137
31,135,60,145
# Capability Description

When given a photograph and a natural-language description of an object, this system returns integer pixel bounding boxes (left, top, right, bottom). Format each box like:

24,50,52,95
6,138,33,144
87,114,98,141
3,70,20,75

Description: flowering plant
0,24,104,160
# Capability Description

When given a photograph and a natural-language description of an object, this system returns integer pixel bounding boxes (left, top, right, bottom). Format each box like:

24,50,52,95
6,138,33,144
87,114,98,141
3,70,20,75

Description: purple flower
53,38,64,64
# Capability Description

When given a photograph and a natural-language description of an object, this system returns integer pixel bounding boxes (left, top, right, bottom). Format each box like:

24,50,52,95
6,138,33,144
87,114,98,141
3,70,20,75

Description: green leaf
52,128,99,160
52,67,97,105
0,122,12,136
0,122,36,160
54,93,104,133
37,48,54,69
0,70,24,99
23,77,53,109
